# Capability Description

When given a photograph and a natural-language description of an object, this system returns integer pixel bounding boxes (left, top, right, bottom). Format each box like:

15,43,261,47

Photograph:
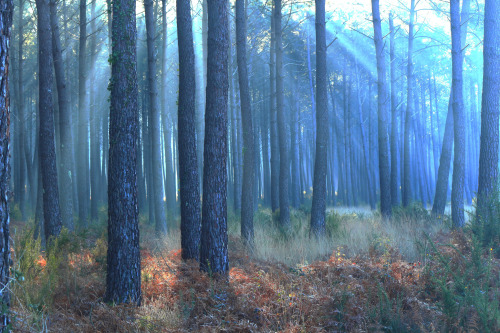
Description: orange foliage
36,255,46,268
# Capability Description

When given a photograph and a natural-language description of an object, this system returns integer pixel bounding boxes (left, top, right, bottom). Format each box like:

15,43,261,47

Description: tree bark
36,0,62,241
0,0,13,327
105,0,141,305
310,0,328,237
371,0,392,218
200,0,229,275
450,0,465,228
177,0,201,261
236,0,254,247
476,0,500,219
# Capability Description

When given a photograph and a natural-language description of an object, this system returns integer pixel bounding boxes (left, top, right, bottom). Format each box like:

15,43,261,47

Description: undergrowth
7,204,498,332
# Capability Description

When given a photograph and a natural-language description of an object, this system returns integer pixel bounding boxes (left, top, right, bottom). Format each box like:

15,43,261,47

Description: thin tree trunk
403,0,415,207
389,12,399,206
78,0,89,227
236,0,254,247
50,0,73,230
145,0,167,233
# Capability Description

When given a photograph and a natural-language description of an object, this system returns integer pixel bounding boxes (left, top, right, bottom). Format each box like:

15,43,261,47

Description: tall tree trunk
310,0,328,237
16,0,26,220
476,0,500,220
145,0,167,233
269,5,279,212
450,0,468,228
89,0,99,221
432,0,470,218
105,0,141,305
36,0,62,241
0,0,14,327
403,0,415,207
236,0,254,247
371,0,392,218
78,0,89,227
200,0,229,275
50,0,74,230
177,0,201,261
274,0,290,229
162,0,176,223
389,12,399,207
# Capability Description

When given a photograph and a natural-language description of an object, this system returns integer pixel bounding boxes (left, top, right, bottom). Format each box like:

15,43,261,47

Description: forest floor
8,204,500,332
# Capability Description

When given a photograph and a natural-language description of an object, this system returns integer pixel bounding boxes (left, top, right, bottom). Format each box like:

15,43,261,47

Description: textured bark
49,0,74,230
389,13,399,207
176,0,201,261
0,0,13,328
274,0,290,229
105,0,141,305
200,0,229,275
450,0,465,228
403,0,415,207
145,0,167,233
236,0,254,247
476,0,500,219
36,0,63,241
78,0,89,227
372,0,391,218
310,0,328,237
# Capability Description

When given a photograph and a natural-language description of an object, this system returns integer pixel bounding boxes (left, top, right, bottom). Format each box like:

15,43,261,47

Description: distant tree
432,0,470,217
389,12,399,207
16,0,26,220
144,0,167,234
403,0,415,207
105,0,141,305
477,0,500,219
0,0,13,328
77,0,89,227
310,0,328,237
49,0,74,231
162,0,177,223
450,0,466,228
36,0,63,241
200,0,229,275
236,0,255,247
274,0,290,229
371,0,391,218
176,0,201,261
269,4,279,212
